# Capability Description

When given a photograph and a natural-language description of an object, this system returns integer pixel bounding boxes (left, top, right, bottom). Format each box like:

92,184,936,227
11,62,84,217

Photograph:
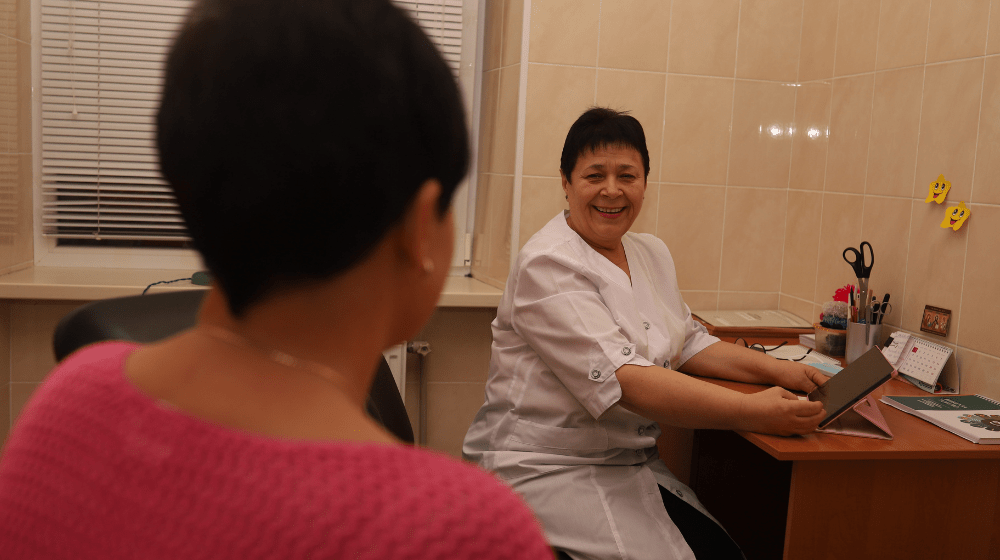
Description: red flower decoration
833,284,854,303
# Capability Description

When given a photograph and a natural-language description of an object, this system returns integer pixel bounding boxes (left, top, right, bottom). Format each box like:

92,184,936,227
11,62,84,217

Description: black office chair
52,290,414,443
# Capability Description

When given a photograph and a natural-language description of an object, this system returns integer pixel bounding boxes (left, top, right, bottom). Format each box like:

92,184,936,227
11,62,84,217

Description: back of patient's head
157,0,469,317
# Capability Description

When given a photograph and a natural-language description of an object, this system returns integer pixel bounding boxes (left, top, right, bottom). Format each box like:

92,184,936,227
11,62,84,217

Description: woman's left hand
768,360,830,394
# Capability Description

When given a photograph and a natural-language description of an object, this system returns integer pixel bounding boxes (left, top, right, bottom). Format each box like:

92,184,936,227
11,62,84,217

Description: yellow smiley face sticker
926,174,951,204
941,201,971,231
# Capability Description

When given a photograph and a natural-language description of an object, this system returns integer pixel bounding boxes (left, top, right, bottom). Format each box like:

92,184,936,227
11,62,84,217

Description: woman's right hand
734,386,826,436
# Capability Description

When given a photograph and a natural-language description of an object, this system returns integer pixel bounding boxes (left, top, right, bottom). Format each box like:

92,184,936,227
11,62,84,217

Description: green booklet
880,395,1000,444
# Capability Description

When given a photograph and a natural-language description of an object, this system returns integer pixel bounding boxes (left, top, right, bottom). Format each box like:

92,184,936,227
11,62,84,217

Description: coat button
675,489,684,498
622,346,632,356
590,369,601,379
638,426,645,436
643,321,650,330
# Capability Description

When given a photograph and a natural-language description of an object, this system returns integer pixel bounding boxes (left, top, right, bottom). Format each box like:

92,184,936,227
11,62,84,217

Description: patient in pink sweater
0,0,552,557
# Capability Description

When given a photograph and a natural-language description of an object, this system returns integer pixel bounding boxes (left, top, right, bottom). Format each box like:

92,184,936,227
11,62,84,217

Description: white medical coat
463,212,723,560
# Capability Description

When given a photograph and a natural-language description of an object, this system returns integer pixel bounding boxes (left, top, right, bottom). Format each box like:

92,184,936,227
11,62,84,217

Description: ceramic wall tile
424,381,487,458
955,349,1000,401
719,187,787,292
519,176,566,246
866,67,923,197
727,80,796,189
717,291,780,311
629,180,659,236
597,0,671,72
973,56,1000,204
416,308,497,383
528,0,599,66
483,0,504,71
798,0,838,82
914,59,985,202
489,65,521,176
834,0,881,77
661,75,734,186
781,190,823,301
16,0,28,42
486,174,514,282
681,291,720,313
477,69,500,174
789,82,832,191
901,201,966,344
668,0,739,77
522,64,596,177
925,0,990,64
502,0,525,67
813,193,864,306
957,205,1000,356
825,74,874,194
595,69,666,182
876,0,931,71
779,295,817,326
859,196,912,328
735,0,803,82
990,0,1000,54
471,172,492,273
655,183,725,291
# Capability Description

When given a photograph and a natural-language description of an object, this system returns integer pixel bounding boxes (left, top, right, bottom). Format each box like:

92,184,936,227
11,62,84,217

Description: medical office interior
0,0,999,470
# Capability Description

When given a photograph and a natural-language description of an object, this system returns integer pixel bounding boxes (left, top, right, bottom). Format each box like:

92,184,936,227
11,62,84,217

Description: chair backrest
52,291,414,443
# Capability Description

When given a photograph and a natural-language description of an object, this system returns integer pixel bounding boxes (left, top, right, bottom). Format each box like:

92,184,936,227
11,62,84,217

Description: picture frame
920,305,952,337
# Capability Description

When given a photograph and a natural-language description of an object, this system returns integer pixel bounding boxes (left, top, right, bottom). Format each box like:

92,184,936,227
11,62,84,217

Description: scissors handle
842,241,875,278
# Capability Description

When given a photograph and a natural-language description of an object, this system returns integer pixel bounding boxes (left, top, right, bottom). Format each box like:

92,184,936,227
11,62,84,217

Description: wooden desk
688,378,1000,560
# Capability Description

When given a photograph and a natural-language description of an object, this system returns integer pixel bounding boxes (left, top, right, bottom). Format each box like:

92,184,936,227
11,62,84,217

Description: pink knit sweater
0,343,553,559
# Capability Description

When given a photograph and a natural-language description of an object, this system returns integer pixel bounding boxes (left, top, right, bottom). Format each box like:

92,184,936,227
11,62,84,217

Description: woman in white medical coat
463,108,828,560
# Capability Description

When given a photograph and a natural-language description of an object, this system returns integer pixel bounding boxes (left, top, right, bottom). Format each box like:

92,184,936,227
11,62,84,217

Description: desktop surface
689,376,1000,560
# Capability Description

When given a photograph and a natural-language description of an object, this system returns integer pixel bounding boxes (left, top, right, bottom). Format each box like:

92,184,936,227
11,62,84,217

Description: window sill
0,267,503,308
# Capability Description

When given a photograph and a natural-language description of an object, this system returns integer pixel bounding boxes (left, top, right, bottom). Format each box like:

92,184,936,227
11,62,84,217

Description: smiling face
940,201,971,231
562,145,646,253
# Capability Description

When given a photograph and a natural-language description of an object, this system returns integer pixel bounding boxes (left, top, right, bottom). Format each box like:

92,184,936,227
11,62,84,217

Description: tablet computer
808,346,894,429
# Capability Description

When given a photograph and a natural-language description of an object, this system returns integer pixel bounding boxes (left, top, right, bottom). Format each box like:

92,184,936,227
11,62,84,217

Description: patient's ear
395,179,450,275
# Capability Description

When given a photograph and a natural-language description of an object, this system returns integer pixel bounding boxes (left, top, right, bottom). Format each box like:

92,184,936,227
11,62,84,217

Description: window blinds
40,0,465,244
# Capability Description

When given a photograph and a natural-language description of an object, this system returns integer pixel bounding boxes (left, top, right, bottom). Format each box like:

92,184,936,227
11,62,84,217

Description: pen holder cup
813,323,846,357
845,322,881,365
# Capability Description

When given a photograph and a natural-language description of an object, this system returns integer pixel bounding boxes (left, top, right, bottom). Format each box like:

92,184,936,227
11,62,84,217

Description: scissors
843,241,874,323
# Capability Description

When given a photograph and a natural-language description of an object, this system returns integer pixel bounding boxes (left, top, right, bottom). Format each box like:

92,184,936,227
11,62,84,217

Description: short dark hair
559,107,650,180
157,0,468,316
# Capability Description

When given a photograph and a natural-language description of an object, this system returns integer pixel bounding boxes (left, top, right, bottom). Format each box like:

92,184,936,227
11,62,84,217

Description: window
34,0,481,270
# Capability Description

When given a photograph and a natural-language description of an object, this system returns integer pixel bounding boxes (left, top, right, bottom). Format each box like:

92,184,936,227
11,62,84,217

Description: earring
422,258,435,274
565,195,568,200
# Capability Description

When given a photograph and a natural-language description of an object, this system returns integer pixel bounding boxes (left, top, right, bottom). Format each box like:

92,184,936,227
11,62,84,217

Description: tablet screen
808,346,894,428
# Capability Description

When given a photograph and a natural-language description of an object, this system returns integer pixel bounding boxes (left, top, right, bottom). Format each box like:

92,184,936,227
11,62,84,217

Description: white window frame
30,0,483,273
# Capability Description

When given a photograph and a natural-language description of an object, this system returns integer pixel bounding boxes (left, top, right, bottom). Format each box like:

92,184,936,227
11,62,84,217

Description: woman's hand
733,386,826,436
766,360,831,394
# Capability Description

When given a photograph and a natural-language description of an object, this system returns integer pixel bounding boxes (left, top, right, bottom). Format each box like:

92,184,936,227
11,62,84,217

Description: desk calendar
882,331,957,394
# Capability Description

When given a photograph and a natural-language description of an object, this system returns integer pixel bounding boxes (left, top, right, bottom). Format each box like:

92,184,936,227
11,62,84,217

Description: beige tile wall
1,0,35,447
471,0,522,289
464,0,1000,459
782,0,1000,400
